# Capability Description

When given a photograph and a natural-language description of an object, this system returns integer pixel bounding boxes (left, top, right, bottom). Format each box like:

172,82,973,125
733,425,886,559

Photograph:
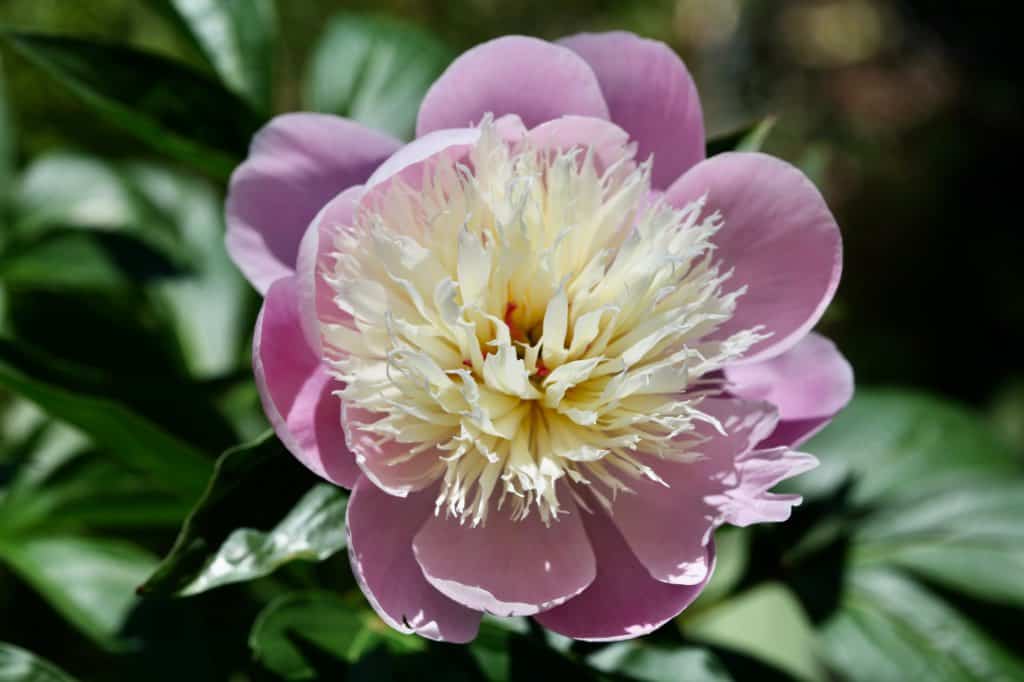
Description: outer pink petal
226,114,400,293
726,332,854,447
416,36,609,137
412,494,596,617
709,448,818,527
253,277,359,487
342,404,447,497
559,31,704,189
664,152,842,363
533,507,714,641
347,477,481,642
295,185,363,354
608,398,778,586
523,115,635,173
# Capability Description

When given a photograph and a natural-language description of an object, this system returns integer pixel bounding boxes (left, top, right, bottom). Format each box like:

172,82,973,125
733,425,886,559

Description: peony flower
226,32,851,642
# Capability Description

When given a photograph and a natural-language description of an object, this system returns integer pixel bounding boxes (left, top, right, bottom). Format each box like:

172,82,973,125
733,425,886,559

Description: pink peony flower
226,32,851,642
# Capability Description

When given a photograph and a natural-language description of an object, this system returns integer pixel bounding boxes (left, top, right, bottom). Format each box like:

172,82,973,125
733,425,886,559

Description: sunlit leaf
304,13,453,140
820,568,1024,682
180,484,346,595
0,338,212,500
682,582,825,682
2,33,261,178
249,591,425,680
0,535,157,650
141,431,321,595
588,642,734,682
0,642,79,682
147,0,277,112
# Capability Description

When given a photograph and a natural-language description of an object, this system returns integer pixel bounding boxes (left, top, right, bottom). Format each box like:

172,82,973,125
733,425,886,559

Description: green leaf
706,117,777,156
2,33,261,178
141,431,322,595
0,642,79,682
852,479,1024,608
0,56,15,217
0,535,157,650
791,389,1020,505
304,13,454,140
180,483,347,596
682,582,825,682
249,591,425,680
147,0,277,112
588,642,734,682
0,338,212,500
820,568,1024,682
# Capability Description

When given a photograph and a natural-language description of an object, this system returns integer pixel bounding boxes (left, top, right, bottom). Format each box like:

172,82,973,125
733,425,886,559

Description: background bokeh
1,2,1022,681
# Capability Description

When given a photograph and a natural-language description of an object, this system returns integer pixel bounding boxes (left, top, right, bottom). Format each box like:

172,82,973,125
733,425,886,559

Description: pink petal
342,404,446,497
608,398,778,586
295,185,363,354
726,332,854,447
412,493,596,616
253,277,359,487
534,507,713,641
347,477,481,642
416,36,609,138
559,31,704,189
226,114,400,293
709,448,819,527
523,115,635,173
665,153,842,363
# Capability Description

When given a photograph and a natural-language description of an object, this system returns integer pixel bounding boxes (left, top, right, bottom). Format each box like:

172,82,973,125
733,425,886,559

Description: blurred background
1,1,1022,681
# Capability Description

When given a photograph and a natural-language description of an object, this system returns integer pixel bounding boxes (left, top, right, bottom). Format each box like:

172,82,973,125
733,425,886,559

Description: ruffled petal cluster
228,32,850,642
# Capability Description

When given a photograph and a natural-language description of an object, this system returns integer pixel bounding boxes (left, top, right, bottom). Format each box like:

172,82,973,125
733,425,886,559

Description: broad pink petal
608,398,777,586
534,507,713,641
559,31,704,189
295,185,363,354
347,477,481,642
523,115,635,173
726,332,854,447
664,152,842,363
416,36,609,137
342,404,446,497
253,277,359,487
412,494,596,616
226,114,400,293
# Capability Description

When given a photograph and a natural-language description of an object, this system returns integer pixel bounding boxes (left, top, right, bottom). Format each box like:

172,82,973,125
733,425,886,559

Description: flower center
320,120,764,525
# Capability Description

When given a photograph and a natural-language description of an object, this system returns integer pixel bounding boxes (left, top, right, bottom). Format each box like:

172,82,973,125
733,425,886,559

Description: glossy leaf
249,591,425,679
2,33,261,178
304,13,453,140
141,431,321,595
0,535,157,650
820,568,1024,682
148,0,277,112
180,483,347,595
588,642,734,682
791,389,1019,504
0,339,212,500
682,582,825,682
0,643,79,682
852,479,1024,608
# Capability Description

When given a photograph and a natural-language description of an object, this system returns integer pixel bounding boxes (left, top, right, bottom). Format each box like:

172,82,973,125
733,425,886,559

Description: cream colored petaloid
320,120,765,526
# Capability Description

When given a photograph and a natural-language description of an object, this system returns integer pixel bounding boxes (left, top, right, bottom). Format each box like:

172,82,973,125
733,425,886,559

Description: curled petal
347,477,481,642
665,152,842,363
534,507,713,641
253,277,359,487
226,114,400,293
416,36,608,137
560,31,704,189
726,332,854,447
